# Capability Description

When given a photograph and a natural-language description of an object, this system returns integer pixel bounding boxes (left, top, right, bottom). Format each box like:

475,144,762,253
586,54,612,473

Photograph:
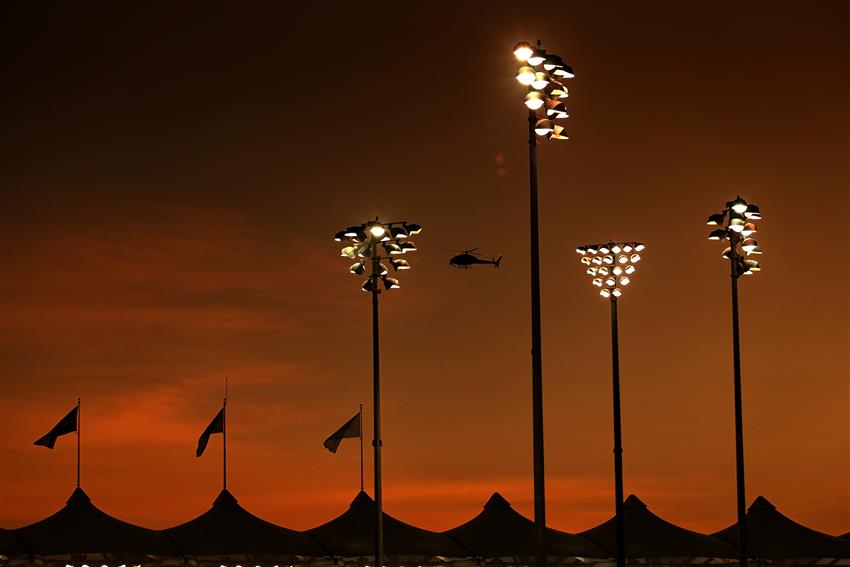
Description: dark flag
34,405,78,449
196,408,224,457
323,412,361,453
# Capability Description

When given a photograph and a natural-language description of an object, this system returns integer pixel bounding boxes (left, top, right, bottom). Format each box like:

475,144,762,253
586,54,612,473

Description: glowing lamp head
527,49,547,66
630,253,641,263
611,244,622,253
730,197,749,214
619,276,630,286
618,254,629,264
369,224,386,238
531,71,550,90
625,265,635,274
334,230,348,242
576,246,587,255
390,258,410,270
706,212,726,226
603,254,614,265
547,125,569,141
580,256,592,265
586,267,597,276
405,223,423,235
605,277,616,286
516,66,536,85
708,228,727,240
598,245,610,254
382,276,400,290
634,243,645,251
592,278,603,287
349,261,366,275
598,266,609,276
744,204,761,220
534,119,555,136
524,92,545,110
554,64,575,78
513,41,534,62
600,288,611,298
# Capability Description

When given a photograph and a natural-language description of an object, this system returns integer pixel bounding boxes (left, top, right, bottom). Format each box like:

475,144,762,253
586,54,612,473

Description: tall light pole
706,197,763,567
334,219,422,567
513,40,575,567
576,241,646,567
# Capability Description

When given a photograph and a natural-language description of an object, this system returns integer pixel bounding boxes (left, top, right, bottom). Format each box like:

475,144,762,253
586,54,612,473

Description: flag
196,407,224,457
323,412,361,453
34,405,78,449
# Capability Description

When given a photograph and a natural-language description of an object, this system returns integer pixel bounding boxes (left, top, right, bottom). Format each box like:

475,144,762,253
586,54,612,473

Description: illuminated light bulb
586,267,597,276
516,66,536,85
525,91,545,110
730,197,748,214
349,262,366,275
341,246,357,259
378,263,389,276
745,259,761,271
742,223,757,237
546,82,568,98
576,246,587,255
344,226,360,237
612,288,622,297
603,255,614,264
598,266,609,276
605,277,616,286
390,226,408,239
634,243,645,251
746,244,763,255
534,119,554,136
620,276,630,285
369,224,386,238
543,54,564,71
334,230,348,241
383,242,401,255
630,254,641,263
600,288,611,298
531,71,550,90
554,64,575,78
729,222,745,233
356,244,371,258
527,49,547,66
513,41,534,62
405,223,423,235
382,276,400,289
592,278,603,287
617,254,629,264
545,99,568,118
599,245,610,254
625,265,635,274
580,256,592,265
706,212,726,226
708,229,726,240
400,241,417,253
390,258,410,270
622,244,633,253
547,125,568,141
744,203,761,220
611,244,622,253
587,245,599,254
612,266,623,275
721,247,734,260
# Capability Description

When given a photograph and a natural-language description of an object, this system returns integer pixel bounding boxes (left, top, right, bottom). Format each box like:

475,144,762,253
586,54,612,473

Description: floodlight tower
334,219,422,567
576,241,646,567
512,40,575,567
706,197,763,567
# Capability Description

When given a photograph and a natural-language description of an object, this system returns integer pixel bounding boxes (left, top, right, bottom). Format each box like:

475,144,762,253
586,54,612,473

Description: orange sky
1,1,848,537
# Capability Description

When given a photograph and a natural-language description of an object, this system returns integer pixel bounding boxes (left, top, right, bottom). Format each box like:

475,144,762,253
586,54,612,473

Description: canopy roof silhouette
0,528,26,558
714,496,850,560
13,487,177,558
579,494,736,559
444,492,605,559
165,488,326,558
308,491,469,559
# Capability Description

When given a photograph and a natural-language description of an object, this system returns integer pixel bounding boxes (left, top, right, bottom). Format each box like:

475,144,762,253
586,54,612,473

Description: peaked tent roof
0,528,26,558
580,494,736,559
165,488,326,557
308,491,469,558
444,492,605,558
714,496,850,559
13,487,178,557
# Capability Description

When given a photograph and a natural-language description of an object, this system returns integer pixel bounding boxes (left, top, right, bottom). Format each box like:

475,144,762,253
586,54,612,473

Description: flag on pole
196,408,224,457
34,405,78,449
323,412,361,453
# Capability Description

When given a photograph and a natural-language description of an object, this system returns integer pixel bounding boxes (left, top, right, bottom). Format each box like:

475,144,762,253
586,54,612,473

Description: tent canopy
444,492,604,558
165,488,326,557
13,487,177,557
714,496,850,559
308,491,468,559
580,494,736,559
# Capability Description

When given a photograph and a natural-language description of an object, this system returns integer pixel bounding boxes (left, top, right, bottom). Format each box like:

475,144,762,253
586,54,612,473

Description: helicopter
447,248,503,269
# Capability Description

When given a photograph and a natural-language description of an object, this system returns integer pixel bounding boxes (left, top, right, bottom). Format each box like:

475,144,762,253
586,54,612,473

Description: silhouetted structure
165,488,327,561
714,496,850,561
579,494,736,561
444,492,604,560
308,491,468,562
0,528,25,558
13,487,177,561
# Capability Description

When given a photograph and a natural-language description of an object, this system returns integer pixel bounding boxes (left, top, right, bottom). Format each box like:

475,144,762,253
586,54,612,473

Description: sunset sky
1,2,848,537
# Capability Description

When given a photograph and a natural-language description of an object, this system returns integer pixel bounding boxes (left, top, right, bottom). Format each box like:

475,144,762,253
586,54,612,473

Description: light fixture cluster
335,219,422,292
513,41,574,141
576,242,645,298
706,196,763,277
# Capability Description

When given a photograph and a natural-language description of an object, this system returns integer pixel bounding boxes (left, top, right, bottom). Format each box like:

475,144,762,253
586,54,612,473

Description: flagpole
359,404,364,492
223,379,228,490
76,398,81,488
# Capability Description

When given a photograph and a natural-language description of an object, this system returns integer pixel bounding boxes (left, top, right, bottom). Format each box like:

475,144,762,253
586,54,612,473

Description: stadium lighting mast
334,219,422,567
576,241,646,567
706,196,763,567
513,39,575,567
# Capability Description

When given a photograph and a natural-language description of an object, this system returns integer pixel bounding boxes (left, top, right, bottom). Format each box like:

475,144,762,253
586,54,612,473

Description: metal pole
528,109,546,567
76,398,81,488
610,298,625,567
730,246,748,567
223,396,227,490
371,254,384,567
360,403,365,493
